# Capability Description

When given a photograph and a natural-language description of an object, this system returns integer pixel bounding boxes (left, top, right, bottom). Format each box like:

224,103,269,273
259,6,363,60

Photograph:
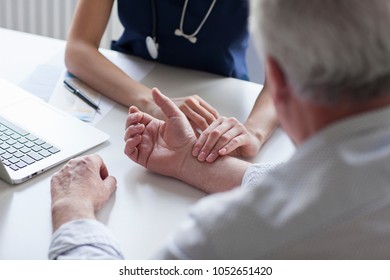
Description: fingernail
136,124,144,131
192,147,200,157
198,152,207,161
206,153,217,163
219,148,227,155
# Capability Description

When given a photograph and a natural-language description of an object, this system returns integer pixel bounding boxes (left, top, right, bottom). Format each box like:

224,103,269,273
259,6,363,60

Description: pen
63,79,101,112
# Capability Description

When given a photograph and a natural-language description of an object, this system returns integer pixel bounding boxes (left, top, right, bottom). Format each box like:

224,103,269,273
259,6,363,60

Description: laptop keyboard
0,116,60,171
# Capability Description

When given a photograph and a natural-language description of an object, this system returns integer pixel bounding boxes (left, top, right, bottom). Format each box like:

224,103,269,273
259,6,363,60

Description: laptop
0,78,109,184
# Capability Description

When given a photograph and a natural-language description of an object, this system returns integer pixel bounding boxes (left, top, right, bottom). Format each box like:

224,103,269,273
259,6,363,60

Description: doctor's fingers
179,97,219,130
194,118,244,162
192,118,224,156
190,95,219,119
204,128,249,163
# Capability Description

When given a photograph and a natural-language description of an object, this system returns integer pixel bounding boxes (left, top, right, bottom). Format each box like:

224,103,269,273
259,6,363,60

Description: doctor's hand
50,154,117,231
124,88,197,177
192,117,263,163
147,94,219,136
171,95,219,133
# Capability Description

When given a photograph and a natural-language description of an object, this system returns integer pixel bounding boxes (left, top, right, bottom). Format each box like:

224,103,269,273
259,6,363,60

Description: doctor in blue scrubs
66,0,278,162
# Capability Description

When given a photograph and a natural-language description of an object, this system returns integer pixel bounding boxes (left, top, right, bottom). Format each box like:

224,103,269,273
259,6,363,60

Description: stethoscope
145,0,218,59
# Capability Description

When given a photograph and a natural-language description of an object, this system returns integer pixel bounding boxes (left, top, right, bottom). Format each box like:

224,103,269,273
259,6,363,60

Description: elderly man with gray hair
50,0,390,259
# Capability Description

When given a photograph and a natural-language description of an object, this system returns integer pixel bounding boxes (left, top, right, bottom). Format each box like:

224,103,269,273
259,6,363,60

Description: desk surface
0,28,295,259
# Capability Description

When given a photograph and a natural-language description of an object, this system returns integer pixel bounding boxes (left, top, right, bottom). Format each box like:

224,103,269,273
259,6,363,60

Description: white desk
0,28,295,259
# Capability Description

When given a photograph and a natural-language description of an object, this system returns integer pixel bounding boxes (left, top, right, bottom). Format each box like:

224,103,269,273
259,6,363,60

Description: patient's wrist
51,199,95,232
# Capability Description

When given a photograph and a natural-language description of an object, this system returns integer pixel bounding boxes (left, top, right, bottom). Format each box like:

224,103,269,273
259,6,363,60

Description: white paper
49,72,113,124
47,49,155,124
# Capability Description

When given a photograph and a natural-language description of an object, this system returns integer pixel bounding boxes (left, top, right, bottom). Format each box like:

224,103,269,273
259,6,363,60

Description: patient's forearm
177,154,251,193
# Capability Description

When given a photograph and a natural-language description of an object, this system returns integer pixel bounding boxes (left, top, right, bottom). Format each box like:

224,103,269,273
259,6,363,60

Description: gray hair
250,0,390,104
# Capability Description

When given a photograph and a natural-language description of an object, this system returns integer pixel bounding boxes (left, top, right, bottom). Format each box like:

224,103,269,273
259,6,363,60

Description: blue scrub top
111,0,250,80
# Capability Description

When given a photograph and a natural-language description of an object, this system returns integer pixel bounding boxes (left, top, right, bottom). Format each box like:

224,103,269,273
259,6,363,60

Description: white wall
246,38,265,84
0,0,122,49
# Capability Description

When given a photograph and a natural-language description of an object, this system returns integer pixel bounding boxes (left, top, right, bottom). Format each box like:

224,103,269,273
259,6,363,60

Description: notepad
49,72,101,122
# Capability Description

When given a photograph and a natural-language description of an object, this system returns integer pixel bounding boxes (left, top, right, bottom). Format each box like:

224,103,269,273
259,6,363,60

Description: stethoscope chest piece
146,36,159,59
147,0,217,59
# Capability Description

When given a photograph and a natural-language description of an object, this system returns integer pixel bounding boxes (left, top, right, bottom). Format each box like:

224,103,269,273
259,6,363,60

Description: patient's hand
50,154,117,231
124,88,197,177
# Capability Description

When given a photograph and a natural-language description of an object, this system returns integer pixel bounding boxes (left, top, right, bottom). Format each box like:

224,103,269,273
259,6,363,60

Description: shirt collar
298,105,390,152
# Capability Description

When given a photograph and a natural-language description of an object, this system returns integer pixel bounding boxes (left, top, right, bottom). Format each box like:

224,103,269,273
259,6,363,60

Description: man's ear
265,56,289,102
